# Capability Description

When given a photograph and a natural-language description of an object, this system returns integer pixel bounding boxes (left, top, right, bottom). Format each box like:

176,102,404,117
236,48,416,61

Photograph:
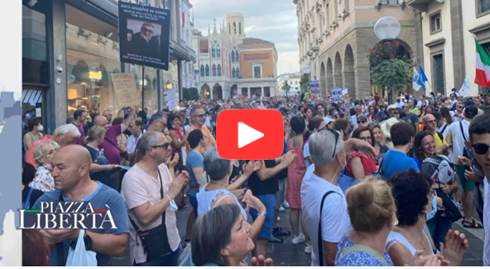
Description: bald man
34,145,129,266
94,115,109,128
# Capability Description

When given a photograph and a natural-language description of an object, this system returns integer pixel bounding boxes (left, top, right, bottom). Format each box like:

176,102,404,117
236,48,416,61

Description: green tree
371,59,412,102
282,80,291,97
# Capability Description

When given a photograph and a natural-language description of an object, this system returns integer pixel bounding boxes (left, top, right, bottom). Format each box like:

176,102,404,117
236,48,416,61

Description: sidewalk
453,219,484,265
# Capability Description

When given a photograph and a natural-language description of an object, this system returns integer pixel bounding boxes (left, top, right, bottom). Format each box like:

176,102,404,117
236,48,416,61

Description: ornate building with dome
194,13,278,100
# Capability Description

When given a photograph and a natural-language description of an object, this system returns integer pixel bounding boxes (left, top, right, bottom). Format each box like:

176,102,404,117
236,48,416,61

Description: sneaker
291,233,306,244
283,201,290,208
279,206,285,212
304,243,312,253
273,227,291,237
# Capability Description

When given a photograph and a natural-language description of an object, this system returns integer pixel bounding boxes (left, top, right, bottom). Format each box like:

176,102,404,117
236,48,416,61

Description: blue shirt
186,149,204,195
336,237,392,266
380,149,419,180
33,182,129,266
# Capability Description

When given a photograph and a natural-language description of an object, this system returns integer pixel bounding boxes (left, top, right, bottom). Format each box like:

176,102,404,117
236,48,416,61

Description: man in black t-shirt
248,151,295,257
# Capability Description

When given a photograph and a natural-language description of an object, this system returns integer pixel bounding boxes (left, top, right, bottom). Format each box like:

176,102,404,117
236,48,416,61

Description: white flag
458,78,472,97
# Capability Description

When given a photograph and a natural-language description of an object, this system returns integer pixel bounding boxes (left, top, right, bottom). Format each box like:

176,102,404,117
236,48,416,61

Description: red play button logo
216,109,284,160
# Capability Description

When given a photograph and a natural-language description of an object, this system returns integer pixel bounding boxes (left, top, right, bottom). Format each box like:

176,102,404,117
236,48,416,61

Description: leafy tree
282,81,291,96
371,59,412,102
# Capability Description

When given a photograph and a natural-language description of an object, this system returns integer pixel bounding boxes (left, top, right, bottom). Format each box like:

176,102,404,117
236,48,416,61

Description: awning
22,89,43,106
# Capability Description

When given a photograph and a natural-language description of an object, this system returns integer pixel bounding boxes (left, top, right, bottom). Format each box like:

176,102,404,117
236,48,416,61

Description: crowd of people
20,89,490,266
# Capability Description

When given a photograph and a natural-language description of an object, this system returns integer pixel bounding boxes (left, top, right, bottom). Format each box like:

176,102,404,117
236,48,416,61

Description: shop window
430,12,442,34
264,87,271,97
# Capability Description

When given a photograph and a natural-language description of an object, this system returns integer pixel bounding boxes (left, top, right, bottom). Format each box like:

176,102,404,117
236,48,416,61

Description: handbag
129,169,173,262
317,190,339,266
435,187,462,223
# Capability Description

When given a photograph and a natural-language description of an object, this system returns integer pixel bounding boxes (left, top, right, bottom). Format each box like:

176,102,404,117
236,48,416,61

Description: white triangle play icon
238,122,264,149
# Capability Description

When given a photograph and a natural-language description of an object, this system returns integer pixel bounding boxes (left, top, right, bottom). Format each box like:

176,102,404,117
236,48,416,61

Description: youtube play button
217,109,284,160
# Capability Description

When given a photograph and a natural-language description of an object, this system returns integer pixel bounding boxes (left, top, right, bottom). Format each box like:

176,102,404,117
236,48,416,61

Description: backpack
422,155,454,184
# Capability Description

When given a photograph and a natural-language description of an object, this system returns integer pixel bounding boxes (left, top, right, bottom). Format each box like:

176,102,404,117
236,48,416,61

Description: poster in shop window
111,73,140,111
118,1,171,70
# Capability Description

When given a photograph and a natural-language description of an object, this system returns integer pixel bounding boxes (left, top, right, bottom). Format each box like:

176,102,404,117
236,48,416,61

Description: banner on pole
118,1,171,70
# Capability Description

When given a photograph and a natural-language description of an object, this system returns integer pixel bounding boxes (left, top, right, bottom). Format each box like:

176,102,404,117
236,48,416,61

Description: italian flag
475,41,490,87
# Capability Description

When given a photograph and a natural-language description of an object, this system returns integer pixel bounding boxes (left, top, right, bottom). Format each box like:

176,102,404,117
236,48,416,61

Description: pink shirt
121,163,180,264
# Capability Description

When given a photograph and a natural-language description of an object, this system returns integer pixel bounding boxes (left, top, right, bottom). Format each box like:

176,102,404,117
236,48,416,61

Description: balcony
407,0,440,12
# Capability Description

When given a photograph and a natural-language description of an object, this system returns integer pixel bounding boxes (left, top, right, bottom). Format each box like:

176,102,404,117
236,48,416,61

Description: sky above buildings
190,0,299,76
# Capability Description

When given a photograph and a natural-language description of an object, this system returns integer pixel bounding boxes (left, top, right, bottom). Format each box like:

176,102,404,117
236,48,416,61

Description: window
432,54,445,95
233,22,237,34
200,65,204,77
478,0,490,15
378,0,400,4
212,64,216,76
239,22,242,34
217,46,220,57
241,88,248,96
217,64,222,76
264,87,271,97
205,65,209,77
253,64,262,79
430,12,442,33
236,68,240,78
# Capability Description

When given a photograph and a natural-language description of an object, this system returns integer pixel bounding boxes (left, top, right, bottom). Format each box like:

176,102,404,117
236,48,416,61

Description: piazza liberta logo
19,201,117,230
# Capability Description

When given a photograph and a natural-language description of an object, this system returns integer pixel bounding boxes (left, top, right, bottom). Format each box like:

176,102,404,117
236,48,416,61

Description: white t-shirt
301,170,351,266
444,119,470,163
484,178,490,266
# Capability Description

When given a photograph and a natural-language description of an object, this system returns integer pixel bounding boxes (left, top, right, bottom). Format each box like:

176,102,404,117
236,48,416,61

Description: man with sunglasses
187,106,215,152
121,131,189,265
468,113,490,265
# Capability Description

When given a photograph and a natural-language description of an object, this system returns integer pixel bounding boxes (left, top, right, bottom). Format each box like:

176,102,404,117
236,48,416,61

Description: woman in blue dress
335,178,395,266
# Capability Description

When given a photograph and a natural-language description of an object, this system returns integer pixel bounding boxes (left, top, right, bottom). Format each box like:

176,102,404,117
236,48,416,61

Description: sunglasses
473,143,490,155
152,143,171,150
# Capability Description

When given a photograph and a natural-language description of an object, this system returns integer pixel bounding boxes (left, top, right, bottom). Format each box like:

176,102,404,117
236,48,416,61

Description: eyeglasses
152,143,171,150
473,143,490,155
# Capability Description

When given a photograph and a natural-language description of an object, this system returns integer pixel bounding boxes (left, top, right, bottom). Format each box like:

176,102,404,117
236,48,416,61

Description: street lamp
165,81,173,90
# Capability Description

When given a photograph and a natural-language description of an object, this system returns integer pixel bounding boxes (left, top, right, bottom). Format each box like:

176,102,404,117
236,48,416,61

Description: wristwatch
84,232,93,251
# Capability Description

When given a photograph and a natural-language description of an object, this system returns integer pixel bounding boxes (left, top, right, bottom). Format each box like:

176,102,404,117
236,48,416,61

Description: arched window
211,47,215,58
236,68,240,78
200,65,204,77
205,65,210,77
239,22,242,34
233,22,237,34
217,64,222,76
217,46,221,57
212,64,216,76
232,67,235,78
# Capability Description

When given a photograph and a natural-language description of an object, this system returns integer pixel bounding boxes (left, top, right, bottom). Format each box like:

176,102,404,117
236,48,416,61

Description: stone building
22,0,195,132
196,13,278,99
409,0,490,96
294,0,419,99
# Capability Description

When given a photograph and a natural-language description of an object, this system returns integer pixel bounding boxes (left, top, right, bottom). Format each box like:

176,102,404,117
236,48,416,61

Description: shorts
252,194,276,240
455,164,475,192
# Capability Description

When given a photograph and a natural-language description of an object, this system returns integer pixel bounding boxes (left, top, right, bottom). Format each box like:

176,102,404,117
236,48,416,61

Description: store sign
118,2,171,70
111,73,139,111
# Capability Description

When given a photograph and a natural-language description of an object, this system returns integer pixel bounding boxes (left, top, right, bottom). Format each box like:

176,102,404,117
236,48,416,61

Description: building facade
409,0,490,96
22,0,195,132
196,13,278,100
276,73,301,96
294,0,419,99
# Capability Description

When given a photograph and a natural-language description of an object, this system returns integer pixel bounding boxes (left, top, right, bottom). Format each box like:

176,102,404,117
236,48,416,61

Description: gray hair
33,141,60,164
203,151,231,181
134,131,166,162
308,129,344,166
53,124,81,138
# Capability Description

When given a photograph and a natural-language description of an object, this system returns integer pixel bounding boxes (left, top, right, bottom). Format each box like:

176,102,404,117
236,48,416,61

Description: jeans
252,194,276,240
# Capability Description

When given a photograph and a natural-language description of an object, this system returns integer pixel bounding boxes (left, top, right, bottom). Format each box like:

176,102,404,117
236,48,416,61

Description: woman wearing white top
387,171,468,266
